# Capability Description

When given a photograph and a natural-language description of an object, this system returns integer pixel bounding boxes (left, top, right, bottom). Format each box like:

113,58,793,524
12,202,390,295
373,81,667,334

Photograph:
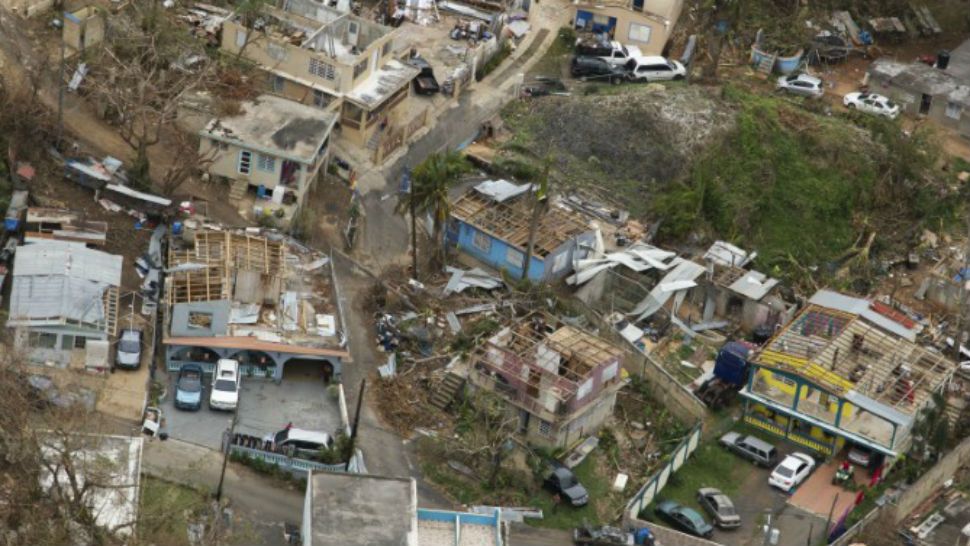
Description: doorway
920,93,932,115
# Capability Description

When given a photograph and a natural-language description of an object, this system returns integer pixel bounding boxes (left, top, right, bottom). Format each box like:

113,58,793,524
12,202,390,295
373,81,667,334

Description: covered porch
339,59,419,150
163,337,347,383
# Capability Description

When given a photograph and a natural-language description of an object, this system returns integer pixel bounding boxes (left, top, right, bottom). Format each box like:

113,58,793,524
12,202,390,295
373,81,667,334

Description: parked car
174,363,204,411
115,328,143,369
209,359,241,411
573,525,635,545
624,56,687,83
843,92,900,119
847,444,873,467
769,452,816,491
719,432,778,467
696,488,741,529
654,500,714,538
575,40,641,67
543,466,589,507
776,73,824,98
265,427,334,459
571,56,627,83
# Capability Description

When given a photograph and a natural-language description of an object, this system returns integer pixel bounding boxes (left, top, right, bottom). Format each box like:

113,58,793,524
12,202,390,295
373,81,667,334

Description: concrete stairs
366,129,382,151
429,372,465,411
228,179,248,203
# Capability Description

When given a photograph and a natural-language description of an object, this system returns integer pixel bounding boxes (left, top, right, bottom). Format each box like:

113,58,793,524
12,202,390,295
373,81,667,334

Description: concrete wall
302,474,314,546
63,7,105,52
892,435,970,520
571,4,674,56
448,221,546,280
170,300,231,338
14,326,107,367
869,78,970,138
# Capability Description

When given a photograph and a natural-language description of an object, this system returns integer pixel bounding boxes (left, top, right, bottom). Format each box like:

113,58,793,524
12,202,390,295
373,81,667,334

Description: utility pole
401,168,417,280
216,405,239,502
349,379,366,450
823,493,840,543
953,217,970,358
57,27,66,150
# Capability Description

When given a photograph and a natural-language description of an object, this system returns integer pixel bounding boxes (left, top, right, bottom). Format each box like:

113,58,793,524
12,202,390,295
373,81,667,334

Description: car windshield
560,473,577,488
887,100,897,108
274,429,289,444
621,46,628,56
682,509,705,526
214,379,237,392
119,340,140,353
776,466,794,478
667,61,676,70
716,501,736,516
179,371,202,392
786,74,799,82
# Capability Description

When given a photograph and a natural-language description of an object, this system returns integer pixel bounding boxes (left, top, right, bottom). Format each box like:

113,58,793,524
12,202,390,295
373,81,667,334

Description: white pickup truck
575,40,642,67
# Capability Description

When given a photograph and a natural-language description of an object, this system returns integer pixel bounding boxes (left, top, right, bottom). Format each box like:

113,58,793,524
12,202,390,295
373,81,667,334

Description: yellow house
220,0,419,155
571,0,684,56
741,290,955,460
199,95,336,222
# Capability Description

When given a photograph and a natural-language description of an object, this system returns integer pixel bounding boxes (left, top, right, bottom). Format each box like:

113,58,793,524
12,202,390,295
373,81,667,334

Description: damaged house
221,0,420,153
571,0,684,56
162,229,349,382
6,241,121,369
742,289,957,459
199,94,337,224
465,314,628,448
446,180,595,281
866,40,970,138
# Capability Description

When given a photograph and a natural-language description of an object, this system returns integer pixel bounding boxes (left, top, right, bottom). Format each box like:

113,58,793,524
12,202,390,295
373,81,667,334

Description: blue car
174,364,204,411
654,500,714,539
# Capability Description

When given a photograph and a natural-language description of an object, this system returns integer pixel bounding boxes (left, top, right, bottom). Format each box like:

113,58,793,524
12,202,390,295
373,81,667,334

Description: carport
164,336,349,383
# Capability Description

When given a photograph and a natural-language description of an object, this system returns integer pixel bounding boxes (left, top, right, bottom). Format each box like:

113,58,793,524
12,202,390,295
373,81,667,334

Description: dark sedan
654,500,714,538
697,488,741,529
570,56,626,84
174,363,204,411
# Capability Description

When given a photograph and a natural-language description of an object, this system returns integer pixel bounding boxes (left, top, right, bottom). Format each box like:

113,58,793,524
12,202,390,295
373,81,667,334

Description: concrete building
302,471,504,546
199,94,336,224
162,228,349,382
571,0,684,55
6,240,121,368
867,40,970,138
446,180,595,282
63,6,106,54
465,314,628,448
741,289,957,459
220,0,420,153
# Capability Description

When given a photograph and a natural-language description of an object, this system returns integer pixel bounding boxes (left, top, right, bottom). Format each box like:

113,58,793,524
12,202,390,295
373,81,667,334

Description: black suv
570,56,626,84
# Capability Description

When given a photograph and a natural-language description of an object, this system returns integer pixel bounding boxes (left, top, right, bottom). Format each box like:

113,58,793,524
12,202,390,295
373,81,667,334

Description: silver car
777,73,824,98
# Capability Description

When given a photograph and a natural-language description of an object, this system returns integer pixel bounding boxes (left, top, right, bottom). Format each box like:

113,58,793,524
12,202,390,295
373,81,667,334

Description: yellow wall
754,366,855,423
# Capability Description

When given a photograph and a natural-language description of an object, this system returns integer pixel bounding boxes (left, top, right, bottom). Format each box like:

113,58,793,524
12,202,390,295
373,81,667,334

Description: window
270,75,285,93
267,42,287,61
29,332,57,349
235,28,247,48
257,154,276,172
471,230,491,252
313,89,331,108
238,150,252,174
382,41,392,57
538,419,552,436
353,59,369,80
506,247,524,268
188,312,214,330
211,138,228,151
309,58,336,80
946,102,963,120
61,336,74,350
629,22,652,43
632,0,643,10
74,336,87,349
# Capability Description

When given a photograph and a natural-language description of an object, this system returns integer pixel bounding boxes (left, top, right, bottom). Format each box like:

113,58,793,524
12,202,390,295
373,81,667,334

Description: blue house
446,180,595,281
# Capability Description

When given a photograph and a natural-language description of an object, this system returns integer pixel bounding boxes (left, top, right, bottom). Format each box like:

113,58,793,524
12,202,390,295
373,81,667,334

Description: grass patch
527,27,574,78
523,453,621,530
139,477,210,543
638,442,748,520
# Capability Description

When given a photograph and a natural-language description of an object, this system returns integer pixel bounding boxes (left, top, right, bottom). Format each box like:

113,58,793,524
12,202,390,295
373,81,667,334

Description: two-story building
465,314,628,448
220,0,419,152
446,180,595,281
571,0,684,56
199,94,336,223
741,289,957,460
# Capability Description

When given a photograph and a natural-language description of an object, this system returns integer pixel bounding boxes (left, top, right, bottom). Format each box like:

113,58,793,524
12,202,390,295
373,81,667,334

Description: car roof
282,428,332,444
792,73,821,84
181,363,203,373
216,359,238,372
739,435,774,451
779,453,812,468
120,329,141,338
631,55,671,64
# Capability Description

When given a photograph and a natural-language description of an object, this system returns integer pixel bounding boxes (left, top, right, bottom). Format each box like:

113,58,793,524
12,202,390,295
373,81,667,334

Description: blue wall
447,221,546,281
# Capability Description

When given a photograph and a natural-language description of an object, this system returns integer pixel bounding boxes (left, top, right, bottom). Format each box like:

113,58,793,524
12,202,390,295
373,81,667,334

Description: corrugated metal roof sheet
13,241,122,286
728,270,779,301
808,289,918,342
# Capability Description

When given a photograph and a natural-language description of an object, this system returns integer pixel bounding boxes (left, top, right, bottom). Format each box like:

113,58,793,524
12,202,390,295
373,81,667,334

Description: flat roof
345,59,420,109
163,336,349,359
308,472,417,546
450,183,592,258
202,95,337,164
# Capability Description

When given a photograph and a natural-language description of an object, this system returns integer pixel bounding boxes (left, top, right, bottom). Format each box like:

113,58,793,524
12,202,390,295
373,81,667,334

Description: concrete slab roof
202,95,337,164
308,472,417,546
345,59,420,109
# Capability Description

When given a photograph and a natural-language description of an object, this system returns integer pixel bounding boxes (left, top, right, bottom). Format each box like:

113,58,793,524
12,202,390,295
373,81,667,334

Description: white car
209,359,241,411
843,92,900,119
777,73,824,98
769,452,815,491
624,56,687,83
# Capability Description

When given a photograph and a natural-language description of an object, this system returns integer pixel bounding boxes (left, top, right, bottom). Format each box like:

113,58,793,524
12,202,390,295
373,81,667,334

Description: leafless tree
448,392,520,488
158,130,218,196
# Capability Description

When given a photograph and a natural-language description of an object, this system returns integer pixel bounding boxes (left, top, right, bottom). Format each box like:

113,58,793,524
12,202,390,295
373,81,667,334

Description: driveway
159,366,344,450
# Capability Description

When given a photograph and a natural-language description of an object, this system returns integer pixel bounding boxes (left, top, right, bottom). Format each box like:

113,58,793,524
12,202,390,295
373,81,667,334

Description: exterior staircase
429,372,465,411
366,129,382,151
228,179,248,203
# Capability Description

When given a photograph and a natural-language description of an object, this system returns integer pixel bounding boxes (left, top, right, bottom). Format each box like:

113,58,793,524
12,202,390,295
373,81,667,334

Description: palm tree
396,151,471,274
522,159,551,280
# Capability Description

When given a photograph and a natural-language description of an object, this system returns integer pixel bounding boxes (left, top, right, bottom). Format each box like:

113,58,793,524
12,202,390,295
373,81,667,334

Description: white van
266,427,334,459
624,56,687,83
